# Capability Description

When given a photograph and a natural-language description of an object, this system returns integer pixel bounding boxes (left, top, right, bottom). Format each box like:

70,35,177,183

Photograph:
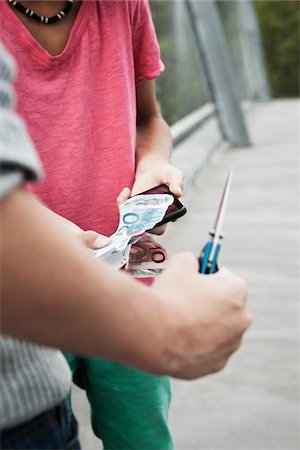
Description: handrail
171,102,216,147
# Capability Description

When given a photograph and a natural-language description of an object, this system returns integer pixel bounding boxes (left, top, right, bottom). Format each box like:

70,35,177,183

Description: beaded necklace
7,0,74,25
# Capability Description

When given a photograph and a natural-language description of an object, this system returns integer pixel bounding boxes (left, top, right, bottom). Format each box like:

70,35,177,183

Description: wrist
112,281,174,374
135,157,170,176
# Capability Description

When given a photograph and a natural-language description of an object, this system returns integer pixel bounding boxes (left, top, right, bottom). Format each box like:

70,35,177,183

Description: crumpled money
126,234,168,278
93,193,172,274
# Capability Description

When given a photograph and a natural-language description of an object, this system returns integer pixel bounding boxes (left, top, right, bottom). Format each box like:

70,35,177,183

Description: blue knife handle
210,243,220,273
198,241,213,274
198,241,220,274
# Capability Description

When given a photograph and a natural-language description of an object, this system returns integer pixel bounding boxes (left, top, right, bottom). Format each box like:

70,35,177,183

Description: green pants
65,353,173,450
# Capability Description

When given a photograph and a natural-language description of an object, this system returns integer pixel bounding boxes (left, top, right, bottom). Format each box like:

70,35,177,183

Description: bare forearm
0,187,169,373
1,189,251,381
136,116,173,173
133,80,182,198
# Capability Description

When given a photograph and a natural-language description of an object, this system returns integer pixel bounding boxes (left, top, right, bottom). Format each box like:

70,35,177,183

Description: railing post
185,0,251,147
237,0,271,100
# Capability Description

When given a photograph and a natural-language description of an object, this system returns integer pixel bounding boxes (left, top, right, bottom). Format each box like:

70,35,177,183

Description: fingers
80,231,111,250
148,224,167,235
215,267,248,308
166,167,183,197
213,268,252,335
155,253,251,379
116,187,131,206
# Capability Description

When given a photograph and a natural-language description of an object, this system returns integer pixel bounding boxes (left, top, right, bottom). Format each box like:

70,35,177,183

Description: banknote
100,236,141,271
115,194,174,237
93,193,173,264
125,235,168,278
126,267,165,278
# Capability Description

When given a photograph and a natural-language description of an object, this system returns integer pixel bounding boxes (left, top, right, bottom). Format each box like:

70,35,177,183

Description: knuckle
244,311,253,329
237,312,252,335
231,279,248,309
230,337,243,353
213,358,228,374
240,279,248,302
234,277,247,298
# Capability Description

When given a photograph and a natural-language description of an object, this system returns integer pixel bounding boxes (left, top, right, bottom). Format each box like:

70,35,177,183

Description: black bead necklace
7,0,74,25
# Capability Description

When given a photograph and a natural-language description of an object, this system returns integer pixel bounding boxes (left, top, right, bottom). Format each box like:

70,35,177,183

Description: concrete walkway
72,99,299,449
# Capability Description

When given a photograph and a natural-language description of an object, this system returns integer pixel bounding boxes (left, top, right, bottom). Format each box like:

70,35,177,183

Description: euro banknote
93,193,173,272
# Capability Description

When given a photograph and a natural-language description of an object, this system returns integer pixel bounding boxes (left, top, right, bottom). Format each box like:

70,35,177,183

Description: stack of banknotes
93,194,172,277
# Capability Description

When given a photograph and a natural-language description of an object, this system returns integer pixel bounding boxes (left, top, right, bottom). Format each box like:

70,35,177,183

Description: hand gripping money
93,194,173,271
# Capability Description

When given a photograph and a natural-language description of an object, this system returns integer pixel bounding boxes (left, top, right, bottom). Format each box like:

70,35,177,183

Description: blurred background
73,1,299,449
152,0,299,126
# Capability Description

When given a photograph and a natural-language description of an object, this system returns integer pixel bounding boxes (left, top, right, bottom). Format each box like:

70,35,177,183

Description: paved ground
72,99,299,449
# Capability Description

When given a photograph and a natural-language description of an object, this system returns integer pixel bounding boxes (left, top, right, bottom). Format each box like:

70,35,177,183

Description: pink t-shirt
0,0,164,236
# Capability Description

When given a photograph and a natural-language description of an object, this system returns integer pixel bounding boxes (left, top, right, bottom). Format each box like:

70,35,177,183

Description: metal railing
150,0,270,148
151,0,212,126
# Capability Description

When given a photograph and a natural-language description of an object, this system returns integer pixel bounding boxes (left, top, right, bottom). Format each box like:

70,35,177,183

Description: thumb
167,168,183,198
80,230,111,250
168,182,182,198
168,252,198,274
116,187,131,206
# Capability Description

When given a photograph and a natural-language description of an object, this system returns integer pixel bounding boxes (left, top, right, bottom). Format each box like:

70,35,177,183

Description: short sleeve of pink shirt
0,0,165,236
130,0,165,84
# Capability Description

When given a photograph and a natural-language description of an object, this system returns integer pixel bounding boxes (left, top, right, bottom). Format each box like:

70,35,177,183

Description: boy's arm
1,186,251,380
1,186,168,372
133,80,183,198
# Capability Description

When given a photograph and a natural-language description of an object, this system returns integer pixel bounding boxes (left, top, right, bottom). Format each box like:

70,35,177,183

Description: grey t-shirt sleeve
0,43,43,200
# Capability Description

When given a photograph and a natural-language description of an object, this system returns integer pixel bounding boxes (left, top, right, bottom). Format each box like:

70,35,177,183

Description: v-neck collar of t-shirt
1,0,91,66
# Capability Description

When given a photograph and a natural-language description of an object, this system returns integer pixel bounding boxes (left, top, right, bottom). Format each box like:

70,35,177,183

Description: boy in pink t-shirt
0,0,183,448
